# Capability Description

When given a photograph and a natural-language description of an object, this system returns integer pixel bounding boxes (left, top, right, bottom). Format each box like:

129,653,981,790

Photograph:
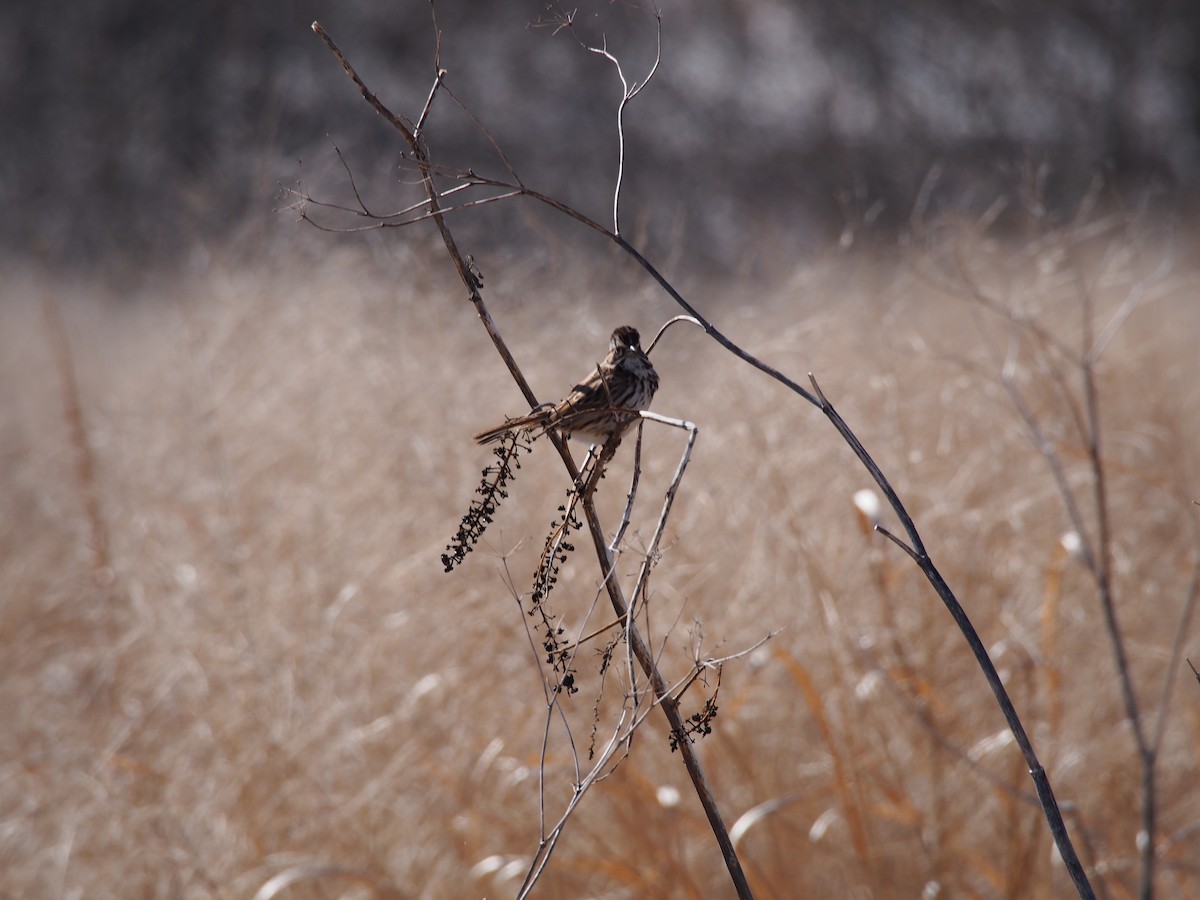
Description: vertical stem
42,290,112,587
1082,302,1153,899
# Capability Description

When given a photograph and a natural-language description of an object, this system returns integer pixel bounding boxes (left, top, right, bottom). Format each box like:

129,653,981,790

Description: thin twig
609,422,645,556
415,68,444,138
623,411,698,712
312,22,538,415
42,289,112,589
1076,269,1154,900
557,4,662,234
807,373,1093,897
1152,555,1200,754
332,142,375,217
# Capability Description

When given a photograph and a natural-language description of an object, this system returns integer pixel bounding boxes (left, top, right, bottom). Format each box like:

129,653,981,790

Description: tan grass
2,221,1198,898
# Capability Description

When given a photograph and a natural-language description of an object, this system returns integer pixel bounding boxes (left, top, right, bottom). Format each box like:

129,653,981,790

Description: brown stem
1081,318,1154,900
312,22,539,413
42,289,112,588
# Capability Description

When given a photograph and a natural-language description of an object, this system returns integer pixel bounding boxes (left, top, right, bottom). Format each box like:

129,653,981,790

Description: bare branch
875,525,920,562
1088,248,1173,363
646,314,703,355
333,142,375,216
555,4,663,234
414,68,445,138
1152,556,1200,754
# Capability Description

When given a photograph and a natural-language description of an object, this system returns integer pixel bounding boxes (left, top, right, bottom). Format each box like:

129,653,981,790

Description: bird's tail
472,412,547,445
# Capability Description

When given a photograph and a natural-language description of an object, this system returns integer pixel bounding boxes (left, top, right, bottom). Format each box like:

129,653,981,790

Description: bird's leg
579,435,622,505
571,443,599,494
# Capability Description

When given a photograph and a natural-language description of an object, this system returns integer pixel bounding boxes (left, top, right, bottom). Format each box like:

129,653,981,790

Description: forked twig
310,22,537,418
560,4,663,233
517,628,761,899
620,411,698,704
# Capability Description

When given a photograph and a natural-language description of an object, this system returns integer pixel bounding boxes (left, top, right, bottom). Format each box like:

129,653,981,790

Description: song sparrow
474,325,659,446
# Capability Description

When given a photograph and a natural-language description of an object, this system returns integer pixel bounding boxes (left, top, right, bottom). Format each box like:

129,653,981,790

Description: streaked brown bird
474,325,659,446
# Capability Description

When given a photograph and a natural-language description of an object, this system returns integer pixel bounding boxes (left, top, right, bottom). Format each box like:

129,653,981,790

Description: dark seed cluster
669,695,719,753
530,494,586,694
441,433,529,572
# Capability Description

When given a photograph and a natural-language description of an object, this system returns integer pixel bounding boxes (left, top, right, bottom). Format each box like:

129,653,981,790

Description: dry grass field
2,216,1199,898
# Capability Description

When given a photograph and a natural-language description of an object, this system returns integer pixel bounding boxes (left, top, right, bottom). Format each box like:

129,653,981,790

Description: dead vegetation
2,212,1198,896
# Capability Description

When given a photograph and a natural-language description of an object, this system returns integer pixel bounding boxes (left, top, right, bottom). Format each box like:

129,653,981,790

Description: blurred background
4,2,1200,897
4,0,1198,270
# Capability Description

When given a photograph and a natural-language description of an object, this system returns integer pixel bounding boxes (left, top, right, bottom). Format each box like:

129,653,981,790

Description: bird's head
610,325,643,355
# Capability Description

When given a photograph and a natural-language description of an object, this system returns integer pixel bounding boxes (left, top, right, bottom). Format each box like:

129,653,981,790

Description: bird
474,325,659,446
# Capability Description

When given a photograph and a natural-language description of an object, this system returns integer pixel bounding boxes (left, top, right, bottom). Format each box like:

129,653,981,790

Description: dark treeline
5,0,1198,269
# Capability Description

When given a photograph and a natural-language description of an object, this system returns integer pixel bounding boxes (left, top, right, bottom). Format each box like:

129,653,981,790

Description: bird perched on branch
474,325,659,446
